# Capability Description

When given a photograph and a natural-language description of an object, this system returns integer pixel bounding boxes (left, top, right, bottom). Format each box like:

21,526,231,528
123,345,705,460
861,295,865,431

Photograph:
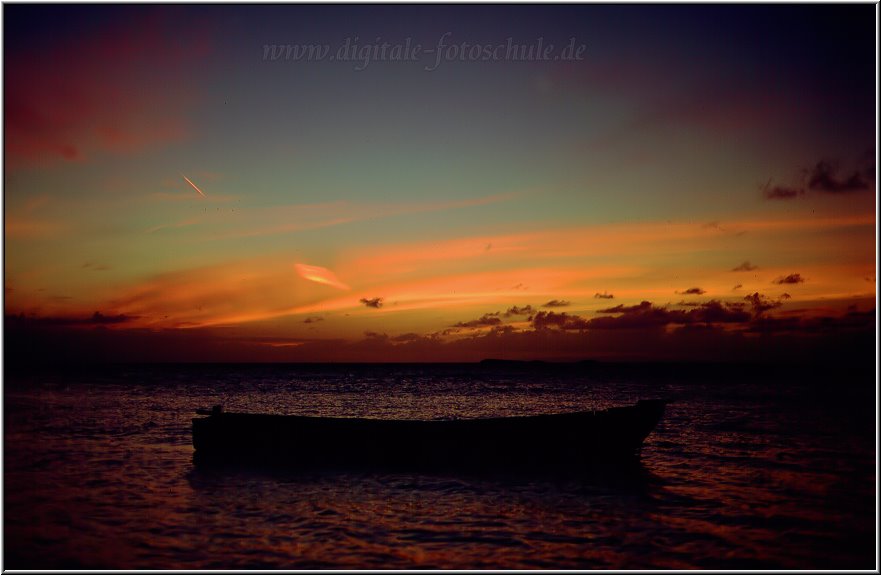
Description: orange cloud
339,214,875,288
5,195,64,239
4,216,64,239
14,213,873,337
295,263,351,290
99,257,307,328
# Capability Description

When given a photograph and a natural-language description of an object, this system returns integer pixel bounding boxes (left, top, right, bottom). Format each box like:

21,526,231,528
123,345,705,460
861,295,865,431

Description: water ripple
4,365,874,569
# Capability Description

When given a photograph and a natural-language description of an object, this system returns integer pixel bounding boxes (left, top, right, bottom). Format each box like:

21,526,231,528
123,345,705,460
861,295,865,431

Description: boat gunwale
193,399,667,426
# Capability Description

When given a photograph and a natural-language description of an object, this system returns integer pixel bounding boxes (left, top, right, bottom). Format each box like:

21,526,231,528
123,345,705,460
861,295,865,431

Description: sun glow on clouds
339,214,876,276
3,6,874,365
11,213,875,338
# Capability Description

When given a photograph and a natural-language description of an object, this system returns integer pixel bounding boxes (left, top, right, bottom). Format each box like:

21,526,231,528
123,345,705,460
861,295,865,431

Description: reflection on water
183,465,659,569
3,364,875,568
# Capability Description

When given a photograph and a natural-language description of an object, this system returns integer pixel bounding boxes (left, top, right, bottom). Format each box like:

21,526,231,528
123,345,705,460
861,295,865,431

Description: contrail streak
182,175,206,197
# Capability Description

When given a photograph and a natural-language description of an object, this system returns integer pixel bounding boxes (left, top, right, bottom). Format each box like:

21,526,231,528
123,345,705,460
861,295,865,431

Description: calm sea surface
3,363,876,569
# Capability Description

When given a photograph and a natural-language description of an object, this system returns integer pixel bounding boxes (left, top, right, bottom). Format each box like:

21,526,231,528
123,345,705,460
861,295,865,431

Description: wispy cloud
5,216,64,239
209,193,521,241
295,263,351,290
343,214,874,285
147,217,203,234
32,210,872,333
5,195,64,239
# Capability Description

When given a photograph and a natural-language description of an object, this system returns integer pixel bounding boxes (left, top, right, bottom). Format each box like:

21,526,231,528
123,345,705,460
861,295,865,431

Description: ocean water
3,363,876,569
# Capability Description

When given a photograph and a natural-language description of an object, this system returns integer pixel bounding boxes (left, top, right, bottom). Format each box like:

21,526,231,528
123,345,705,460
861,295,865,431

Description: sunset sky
3,5,876,363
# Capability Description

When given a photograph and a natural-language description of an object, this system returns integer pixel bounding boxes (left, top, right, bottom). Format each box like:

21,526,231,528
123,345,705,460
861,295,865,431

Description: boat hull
192,400,666,470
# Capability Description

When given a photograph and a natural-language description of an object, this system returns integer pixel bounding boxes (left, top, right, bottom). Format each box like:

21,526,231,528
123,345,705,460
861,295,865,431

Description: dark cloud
763,185,804,200
677,287,706,295
732,261,758,272
858,148,875,180
764,157,874,200
597,301,653,314
303,316,323,324
4,304,874,366
747,309,875,336
392,332,421,343
594,292,614,299
82,262,111,271
542,300,571,308
807,160,869,194
453,314,503,329
532,311,590,331
359,297,383,308
774,273,804,285
745,316,803,334
239,336,310,348
588,304,678,330
489,325,517,335
692,300,751,324
90,311,132,324
505,305,533,317
744,292,783,316
589,300,751,330
733,284,743,291
6,311,136,326
781,293,791,299
835,308,876,330
677,301,701,307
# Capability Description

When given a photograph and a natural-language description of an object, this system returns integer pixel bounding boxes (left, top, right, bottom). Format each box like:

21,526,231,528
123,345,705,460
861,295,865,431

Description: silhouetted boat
192,399,666,470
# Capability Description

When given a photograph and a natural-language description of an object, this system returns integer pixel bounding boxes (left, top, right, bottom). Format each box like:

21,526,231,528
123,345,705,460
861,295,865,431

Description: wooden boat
192,399,666,470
